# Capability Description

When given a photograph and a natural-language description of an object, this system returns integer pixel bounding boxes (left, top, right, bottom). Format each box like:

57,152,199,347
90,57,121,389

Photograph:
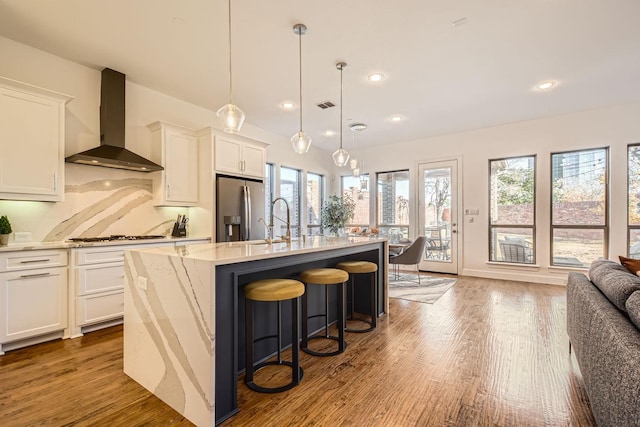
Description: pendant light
332,62,350,167
216,0,245,133
291,24,312,154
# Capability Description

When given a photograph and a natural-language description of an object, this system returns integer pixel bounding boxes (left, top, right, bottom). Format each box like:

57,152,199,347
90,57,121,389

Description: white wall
347,103,640,284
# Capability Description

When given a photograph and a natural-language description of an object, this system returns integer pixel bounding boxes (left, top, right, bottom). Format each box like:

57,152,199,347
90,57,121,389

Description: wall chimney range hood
65,68,163,172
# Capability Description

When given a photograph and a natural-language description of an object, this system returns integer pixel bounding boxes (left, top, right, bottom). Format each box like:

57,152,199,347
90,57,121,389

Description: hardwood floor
0,275,595,426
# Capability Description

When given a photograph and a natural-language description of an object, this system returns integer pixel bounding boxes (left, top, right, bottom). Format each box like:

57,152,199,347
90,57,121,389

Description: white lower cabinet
0,249,68,355
69,242,175,337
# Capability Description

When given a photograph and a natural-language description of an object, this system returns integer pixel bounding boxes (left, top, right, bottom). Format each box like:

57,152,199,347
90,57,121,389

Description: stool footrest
245,360,304,394
345,317,375,333
301,335,348,357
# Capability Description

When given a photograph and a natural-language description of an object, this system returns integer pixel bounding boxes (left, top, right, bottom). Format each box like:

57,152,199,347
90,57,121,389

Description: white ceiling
1,0,640,151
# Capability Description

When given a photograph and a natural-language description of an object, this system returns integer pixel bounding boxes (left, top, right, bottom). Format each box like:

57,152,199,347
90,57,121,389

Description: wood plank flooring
0,275,595,426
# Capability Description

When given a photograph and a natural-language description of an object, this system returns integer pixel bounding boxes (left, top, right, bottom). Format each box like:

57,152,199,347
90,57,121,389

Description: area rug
388,272,456,304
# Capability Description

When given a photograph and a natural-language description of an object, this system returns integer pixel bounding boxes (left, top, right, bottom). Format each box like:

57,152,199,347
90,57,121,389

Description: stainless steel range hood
65,68,163,172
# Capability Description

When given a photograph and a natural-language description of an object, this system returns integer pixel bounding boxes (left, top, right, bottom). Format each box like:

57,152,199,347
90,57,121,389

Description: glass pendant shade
349,159,358,169
217,103,245,133
332,148,350,167
291,130,312,154
352,167,360,177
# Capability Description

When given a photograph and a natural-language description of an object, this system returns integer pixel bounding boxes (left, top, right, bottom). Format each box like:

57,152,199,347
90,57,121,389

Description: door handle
20,272,51,279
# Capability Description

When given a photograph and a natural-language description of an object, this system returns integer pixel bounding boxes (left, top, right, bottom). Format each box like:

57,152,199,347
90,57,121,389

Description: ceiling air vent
316,101,335,109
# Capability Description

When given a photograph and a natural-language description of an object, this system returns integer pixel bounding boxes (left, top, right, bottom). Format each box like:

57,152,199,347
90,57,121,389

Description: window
306,172,324,235
628,145,640,258
265,163,274,225
376,170,410,239
489,156,536,264
279,166,301,238
551,148,608,267
341,174,370,229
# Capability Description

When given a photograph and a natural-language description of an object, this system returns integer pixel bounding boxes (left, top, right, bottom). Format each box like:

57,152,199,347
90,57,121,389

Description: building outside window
279,166,301,238
551,148,608,267
306,172,324,235
341,175,370,229
376,170,410,240
628,144,640,258
489,156,536,264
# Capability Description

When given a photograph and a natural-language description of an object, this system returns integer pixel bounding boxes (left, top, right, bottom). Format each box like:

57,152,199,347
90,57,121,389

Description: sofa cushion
589,259,640,312
619,255,640,275
626,291,640,330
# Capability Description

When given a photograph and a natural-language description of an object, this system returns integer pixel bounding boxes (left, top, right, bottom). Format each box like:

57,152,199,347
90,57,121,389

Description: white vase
0,234,9,246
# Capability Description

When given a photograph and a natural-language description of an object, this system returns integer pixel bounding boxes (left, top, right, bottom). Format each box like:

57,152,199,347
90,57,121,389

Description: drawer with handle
0,250,68,272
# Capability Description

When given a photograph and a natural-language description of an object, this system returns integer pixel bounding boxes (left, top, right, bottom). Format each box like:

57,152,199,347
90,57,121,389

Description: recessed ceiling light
350,123,367,131
535,81,557,91
323,130,336,137
368,73,385,82
389,115,405,123
281,101,295,110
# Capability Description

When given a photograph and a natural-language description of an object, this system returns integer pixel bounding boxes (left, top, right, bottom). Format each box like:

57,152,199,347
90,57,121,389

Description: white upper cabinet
215,135,266,179
148,121,198,206
0,77,72,202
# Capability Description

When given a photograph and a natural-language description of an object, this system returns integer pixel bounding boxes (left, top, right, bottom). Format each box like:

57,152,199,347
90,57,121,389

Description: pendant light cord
339,64,343,150
227,0,233,104
298,28,303,132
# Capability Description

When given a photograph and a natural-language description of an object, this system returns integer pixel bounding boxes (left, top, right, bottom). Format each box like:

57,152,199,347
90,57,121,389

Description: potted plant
321,194,355,237
0,215,12,245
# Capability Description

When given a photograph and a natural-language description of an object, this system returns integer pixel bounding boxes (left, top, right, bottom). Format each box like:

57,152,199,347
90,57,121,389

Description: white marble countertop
128,236,387,266
0,236,211,252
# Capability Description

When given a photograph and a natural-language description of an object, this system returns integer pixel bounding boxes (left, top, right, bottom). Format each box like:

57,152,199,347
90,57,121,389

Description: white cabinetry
69,241,175,337
0,249,68,355
148,121,198,206
215,135,266,179
0,77,72,202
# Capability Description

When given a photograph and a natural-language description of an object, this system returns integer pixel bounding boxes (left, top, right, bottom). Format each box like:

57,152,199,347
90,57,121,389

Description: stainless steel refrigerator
216,175,266,242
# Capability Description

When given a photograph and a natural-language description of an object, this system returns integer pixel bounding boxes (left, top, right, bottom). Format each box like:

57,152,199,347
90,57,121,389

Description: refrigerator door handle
245,185,252,240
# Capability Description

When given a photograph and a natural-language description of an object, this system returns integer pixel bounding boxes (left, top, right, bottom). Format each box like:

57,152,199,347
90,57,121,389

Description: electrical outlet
137,276,148,291
14,232,32,242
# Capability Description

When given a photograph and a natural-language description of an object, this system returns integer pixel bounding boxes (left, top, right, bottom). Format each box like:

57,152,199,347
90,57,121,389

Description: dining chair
389,236,427,284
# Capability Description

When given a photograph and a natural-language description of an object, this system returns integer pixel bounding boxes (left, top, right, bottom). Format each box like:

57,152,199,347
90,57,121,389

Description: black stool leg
338,281,346,353
301,287,308,349
292,296,301,384
371,271,377,328
245,298,254,384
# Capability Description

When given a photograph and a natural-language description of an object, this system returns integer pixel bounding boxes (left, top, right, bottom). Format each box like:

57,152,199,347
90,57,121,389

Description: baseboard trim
461,268,568,286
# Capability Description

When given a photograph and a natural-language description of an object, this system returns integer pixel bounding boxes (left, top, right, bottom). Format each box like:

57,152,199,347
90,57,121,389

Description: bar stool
300,268,349,356
244,278,305,393
336,261,378,333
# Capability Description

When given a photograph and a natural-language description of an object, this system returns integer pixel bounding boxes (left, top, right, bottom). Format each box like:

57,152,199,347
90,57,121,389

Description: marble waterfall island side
123,237,388,426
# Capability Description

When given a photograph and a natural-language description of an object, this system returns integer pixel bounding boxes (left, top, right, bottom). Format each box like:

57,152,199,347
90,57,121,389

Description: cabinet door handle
167,185,171,198
53,172,58,192
20,259,51,264
19,272,51,279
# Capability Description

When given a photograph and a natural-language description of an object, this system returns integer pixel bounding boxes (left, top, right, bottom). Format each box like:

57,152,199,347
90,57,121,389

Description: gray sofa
567,259,640,426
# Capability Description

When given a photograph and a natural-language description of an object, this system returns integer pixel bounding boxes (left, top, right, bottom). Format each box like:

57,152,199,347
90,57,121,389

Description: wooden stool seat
336,261,378,333
245,279,305,302
244,278,304,393
335,261,378,274
300,268,349,357
300,268,349,284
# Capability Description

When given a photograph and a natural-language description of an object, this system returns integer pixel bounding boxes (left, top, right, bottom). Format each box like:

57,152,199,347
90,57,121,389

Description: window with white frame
489,156,536,264
376,170,410,239
627,144,640,258
551,148,608,267
279,166,301,238
341,174,370,229
306,172,324,235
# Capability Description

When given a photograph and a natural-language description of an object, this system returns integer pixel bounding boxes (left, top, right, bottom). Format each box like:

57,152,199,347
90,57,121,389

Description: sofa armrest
567,272,640,426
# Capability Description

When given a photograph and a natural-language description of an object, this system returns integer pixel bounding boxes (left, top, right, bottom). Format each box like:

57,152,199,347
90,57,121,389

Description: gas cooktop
68,235,166,242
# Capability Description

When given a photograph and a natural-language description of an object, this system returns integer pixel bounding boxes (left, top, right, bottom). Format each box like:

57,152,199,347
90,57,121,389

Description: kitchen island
123,236,388,426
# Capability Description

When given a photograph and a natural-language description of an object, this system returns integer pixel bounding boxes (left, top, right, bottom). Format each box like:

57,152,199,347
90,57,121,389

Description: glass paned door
418,160,458,274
